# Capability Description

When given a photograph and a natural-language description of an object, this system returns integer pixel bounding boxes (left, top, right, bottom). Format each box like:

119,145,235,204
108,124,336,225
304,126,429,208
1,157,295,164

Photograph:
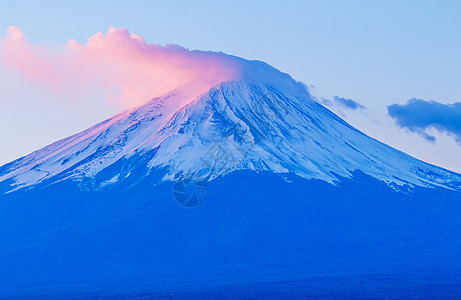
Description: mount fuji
1,56,461,298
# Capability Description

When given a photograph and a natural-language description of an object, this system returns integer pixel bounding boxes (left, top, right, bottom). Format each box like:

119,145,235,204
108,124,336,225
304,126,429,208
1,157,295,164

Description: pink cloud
0,26,241,107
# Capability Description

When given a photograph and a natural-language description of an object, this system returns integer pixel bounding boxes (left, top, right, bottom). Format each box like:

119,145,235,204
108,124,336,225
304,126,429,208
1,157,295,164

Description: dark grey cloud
388,98,461,144
333,96,366,110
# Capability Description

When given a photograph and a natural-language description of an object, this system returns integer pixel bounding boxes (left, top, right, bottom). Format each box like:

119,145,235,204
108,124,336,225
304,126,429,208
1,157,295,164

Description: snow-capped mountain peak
1,60,460,193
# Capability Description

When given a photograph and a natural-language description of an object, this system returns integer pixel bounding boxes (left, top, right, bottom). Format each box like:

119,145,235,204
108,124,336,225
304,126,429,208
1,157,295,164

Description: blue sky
0,0,460,171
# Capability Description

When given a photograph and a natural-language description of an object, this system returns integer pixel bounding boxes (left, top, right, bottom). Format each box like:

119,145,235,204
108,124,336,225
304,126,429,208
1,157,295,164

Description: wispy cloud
0,26,240,107
388,98,461,144
333,96,366,111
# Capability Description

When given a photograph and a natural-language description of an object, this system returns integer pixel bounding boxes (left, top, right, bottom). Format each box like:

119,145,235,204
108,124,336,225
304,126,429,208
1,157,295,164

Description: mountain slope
1,171,461,298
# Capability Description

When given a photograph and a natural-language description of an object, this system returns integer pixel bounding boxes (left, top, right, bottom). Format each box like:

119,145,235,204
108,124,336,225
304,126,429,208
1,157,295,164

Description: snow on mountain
1,58,460,193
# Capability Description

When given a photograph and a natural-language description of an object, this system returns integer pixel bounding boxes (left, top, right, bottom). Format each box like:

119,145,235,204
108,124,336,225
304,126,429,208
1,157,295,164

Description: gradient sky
1,0,460,172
